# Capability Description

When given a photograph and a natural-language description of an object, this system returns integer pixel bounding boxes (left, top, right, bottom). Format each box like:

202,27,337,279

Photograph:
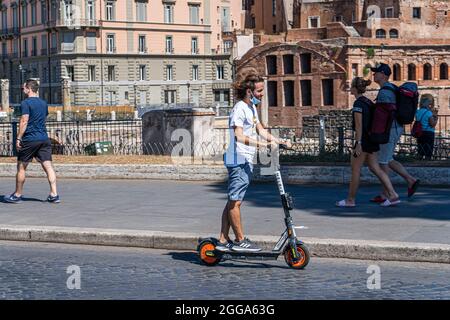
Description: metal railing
0,116,448,161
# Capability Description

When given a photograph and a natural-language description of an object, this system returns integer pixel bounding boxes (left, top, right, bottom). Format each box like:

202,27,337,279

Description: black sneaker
215,241,234,252
232,238,262,252
47,194,61,203
3,193,23,204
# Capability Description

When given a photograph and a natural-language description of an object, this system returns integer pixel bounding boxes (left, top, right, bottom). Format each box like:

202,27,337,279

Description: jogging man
217,73,291,252
370,63,420,204
4,79,60,204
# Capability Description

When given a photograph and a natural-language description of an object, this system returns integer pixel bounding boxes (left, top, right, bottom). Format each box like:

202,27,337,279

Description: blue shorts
226,162,253,201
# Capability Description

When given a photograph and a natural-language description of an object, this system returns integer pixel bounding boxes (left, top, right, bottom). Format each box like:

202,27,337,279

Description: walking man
370,63,420,203
4,79,60,204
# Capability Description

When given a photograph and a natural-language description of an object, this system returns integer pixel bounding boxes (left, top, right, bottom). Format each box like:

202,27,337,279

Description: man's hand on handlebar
280,139,292,149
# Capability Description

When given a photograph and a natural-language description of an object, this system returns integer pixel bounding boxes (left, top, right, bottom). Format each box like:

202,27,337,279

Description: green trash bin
85,141,114,155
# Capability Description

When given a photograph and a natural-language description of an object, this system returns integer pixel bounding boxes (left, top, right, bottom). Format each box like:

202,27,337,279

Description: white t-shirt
224,100,260,166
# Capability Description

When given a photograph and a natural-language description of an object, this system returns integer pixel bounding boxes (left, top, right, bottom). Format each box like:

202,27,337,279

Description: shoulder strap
359,96,374,107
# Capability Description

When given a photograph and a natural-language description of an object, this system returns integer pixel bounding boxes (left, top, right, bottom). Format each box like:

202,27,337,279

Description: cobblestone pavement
0,241,449,300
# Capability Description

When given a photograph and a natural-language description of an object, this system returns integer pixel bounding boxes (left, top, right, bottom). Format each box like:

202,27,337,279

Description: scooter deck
213,250,282,261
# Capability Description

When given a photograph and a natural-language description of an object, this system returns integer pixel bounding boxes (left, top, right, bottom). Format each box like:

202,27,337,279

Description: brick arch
407,63,417,81
423,63,433,80
237,42,347,75
375,29,386,38
393,63,402,81
440,62,449,80
389,29,399,38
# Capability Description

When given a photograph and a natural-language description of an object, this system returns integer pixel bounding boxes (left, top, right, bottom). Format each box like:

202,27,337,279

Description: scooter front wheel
198,241,221,266
284,242,310,269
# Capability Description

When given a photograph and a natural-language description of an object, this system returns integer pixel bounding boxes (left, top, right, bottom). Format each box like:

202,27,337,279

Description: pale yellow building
0,0,245,107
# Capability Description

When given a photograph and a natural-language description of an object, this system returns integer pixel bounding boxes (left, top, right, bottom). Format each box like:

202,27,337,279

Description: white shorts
378,123,403,165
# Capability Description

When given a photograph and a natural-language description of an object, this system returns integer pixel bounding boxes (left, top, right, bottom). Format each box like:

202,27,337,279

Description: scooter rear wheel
284,242,310,269
198,241,221,266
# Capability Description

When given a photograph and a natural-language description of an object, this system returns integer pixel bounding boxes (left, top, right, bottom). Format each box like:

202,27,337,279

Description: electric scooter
197,144,310,269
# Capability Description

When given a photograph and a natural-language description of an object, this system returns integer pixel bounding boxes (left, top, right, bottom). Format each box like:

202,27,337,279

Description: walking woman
336,77,400,207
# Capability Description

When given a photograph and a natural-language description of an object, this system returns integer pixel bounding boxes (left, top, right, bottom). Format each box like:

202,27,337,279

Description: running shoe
232,238,262,252
3,193,22,204
215,241,234,252
47,194,61,203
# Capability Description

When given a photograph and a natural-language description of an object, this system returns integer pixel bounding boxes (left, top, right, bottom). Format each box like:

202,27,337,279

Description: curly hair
233,73,264,100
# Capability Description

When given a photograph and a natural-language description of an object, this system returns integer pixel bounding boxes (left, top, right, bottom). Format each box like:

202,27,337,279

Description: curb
1,225,449,264
0,163,448,185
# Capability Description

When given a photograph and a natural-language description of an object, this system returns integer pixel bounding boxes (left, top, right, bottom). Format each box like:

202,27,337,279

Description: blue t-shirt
20,97,49,142
416,108,435,133
376,82,397,104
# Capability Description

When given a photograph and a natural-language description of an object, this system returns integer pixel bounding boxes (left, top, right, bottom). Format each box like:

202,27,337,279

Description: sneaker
3,193,22,204
47,194,61,203
215,241,234,252
232,238,262,252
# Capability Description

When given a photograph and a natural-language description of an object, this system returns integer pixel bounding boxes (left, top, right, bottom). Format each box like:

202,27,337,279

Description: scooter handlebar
279,143,294,151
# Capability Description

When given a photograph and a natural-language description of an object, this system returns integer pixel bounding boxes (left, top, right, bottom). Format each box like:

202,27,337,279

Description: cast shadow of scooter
0,195,44,203
166,251,289,270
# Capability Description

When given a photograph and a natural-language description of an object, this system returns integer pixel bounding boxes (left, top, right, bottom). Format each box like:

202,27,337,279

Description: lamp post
18,64,23,101
187,82,190,107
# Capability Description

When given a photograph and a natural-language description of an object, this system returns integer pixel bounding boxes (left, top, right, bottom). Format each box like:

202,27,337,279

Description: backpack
385,82,419,125
411,110,427,138
369,100,396,144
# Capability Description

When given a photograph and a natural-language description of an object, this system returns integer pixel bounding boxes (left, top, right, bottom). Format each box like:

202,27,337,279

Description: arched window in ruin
375,29,386,38
408,64,416,81
389,29,399,38
440,63,449,80
393,63,401,81
423,63,433,80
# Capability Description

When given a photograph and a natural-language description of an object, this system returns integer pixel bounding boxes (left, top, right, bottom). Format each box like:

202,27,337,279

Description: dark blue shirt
20,97,49,142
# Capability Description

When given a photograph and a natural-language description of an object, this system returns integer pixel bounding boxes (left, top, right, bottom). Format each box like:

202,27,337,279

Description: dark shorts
361,133,380,154
17,139,52,163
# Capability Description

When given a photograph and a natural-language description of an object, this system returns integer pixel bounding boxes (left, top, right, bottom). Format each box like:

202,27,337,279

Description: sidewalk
0,178,449,263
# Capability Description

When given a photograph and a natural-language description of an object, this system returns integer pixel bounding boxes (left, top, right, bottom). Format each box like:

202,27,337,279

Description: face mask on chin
250,92,261,105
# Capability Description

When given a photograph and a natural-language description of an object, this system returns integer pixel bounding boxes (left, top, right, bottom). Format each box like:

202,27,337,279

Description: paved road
0,241,449,300
0,178,449,244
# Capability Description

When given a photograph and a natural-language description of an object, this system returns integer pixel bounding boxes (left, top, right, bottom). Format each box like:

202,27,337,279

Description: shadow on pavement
0,195,44,203
201,182,450,221
166,251,289,269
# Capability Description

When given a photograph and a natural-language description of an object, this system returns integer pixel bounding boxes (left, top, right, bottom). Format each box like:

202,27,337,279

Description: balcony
22,51,28,58
31,49,37,56
47,18,101,29
50,47,58,54
61,43,75,52
106,47,117,54
41,48,48,55
138,47,148,54
0,27,20,38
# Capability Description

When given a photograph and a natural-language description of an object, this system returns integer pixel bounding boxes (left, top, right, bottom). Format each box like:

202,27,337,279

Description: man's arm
234,126,268,148
17,114,29,141
256,123,292,147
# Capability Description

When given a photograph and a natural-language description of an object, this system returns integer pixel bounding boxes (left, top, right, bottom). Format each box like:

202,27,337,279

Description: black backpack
385,82,419,125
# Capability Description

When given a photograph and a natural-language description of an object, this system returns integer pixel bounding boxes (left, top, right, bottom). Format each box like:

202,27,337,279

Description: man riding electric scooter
217,73,292,253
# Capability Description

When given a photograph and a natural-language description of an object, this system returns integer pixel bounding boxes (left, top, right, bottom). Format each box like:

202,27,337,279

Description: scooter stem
274,170,285,195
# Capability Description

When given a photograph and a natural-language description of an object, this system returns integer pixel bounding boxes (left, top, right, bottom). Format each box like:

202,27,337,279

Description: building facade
239,0,450,128
0,0,244,107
